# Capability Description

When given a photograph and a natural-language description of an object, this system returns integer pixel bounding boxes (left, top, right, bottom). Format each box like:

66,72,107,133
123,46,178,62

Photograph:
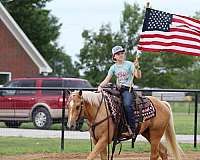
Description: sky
46,0,200,62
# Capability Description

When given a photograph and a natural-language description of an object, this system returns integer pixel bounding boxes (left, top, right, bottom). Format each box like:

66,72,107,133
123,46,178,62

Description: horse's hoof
86,156,92,160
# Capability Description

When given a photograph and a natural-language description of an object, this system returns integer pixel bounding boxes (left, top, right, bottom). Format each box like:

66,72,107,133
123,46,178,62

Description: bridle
67,94,84,122
68,92,112,140
76,96,84,121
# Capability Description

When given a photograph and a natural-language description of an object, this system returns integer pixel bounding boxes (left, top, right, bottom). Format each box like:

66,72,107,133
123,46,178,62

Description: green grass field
0,137,199,156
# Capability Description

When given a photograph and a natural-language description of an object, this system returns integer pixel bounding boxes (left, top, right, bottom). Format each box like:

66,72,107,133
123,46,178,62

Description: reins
88,92,112,141
103,91,111,160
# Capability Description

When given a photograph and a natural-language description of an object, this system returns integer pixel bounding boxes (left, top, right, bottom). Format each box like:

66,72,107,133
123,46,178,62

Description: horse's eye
76,105,80,110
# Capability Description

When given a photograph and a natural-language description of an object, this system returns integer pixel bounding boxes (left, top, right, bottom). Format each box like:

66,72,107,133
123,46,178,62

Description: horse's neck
84,101,98,123
82,91,111,124
83,96,108,124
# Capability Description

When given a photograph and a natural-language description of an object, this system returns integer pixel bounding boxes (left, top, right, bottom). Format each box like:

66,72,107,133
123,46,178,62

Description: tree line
1,0,200,89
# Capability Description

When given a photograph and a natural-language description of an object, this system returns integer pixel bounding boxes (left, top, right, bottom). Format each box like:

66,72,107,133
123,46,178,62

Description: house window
0,72,11,86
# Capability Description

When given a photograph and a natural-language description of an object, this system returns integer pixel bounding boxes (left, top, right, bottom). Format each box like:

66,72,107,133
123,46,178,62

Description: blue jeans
121,89,136,132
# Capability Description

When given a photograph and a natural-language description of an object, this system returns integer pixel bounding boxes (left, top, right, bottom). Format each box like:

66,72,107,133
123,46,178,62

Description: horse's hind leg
141,131,159,160
150,133,161,160
142,129,168,160
159,143,168,160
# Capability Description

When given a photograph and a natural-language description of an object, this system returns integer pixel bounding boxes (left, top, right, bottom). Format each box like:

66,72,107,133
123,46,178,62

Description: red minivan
0,77,92,129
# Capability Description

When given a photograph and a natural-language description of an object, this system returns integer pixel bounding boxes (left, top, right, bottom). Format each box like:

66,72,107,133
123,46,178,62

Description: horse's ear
66,89,71,95
79,90,82,96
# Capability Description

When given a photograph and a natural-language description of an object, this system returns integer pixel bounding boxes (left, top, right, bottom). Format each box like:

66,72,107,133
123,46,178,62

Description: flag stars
143,9,172,32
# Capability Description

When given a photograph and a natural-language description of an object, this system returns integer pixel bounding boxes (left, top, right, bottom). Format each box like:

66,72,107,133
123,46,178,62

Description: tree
138,52,195,88
1,0,79,77
120,3,144,52
77,24,123,85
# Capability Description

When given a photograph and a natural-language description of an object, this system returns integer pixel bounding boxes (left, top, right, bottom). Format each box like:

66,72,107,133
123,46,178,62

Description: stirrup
121,132,133,138
119,125,134,141
119,132,134,141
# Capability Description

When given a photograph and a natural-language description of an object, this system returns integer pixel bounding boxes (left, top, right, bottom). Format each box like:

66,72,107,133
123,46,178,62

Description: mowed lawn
0,137,200,156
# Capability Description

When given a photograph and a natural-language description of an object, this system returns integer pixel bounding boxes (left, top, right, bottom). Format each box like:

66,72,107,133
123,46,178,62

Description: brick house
0,2,52,85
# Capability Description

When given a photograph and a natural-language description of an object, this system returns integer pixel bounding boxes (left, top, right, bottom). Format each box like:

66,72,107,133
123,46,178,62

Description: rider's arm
98,74,112,89
98,65,114,91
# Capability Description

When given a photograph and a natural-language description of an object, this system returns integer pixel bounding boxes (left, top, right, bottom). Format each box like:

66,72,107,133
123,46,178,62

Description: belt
120,85,133,90
120,85,136,95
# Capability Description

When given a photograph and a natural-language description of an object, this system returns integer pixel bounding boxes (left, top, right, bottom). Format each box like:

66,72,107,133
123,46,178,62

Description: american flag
138,8,200,56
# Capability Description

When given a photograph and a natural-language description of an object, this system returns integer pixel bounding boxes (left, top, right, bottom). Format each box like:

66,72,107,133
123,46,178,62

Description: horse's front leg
89,138,107,160
100,147,107,160
90,137,107,160
87,136,108,160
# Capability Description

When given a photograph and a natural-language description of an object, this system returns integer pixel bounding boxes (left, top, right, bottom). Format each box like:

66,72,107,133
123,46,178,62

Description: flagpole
145,0,150,8
146,2,150,8
128,1,150,93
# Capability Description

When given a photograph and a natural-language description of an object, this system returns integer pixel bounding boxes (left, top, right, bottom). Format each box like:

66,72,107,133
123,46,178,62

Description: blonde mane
71,90,103,107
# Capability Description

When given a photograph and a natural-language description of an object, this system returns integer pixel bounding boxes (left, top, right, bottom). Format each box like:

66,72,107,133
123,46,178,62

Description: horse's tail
162,101,184,160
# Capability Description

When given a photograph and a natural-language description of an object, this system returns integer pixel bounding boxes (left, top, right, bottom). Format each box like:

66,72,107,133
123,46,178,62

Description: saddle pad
103,91,156,126
134,96,156,122
103,91,121,124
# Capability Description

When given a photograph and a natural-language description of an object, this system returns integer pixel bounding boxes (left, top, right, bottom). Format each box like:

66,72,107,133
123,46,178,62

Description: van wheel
32,108,52,129
4,121,21,128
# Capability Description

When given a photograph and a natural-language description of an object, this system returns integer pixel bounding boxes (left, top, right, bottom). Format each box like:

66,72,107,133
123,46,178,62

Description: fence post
194,92,198,148
61,90,66,151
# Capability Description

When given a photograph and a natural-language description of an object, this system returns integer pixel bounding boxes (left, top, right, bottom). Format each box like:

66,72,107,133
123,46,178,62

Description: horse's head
67,90,84,130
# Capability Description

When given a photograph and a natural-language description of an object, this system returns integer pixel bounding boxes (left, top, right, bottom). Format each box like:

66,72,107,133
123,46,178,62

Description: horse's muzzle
67,121,76,130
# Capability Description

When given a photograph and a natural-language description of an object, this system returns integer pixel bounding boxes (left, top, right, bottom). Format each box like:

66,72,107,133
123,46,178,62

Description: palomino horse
67,90,183,160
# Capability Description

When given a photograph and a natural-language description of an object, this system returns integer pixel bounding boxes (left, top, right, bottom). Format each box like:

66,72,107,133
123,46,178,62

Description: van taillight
58,97,68,108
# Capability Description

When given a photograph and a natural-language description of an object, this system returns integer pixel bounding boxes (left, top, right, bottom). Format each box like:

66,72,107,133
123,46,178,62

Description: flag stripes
138,8,200,56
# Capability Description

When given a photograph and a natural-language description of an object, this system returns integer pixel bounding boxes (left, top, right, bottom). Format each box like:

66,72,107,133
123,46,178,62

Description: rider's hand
97,86,103,92
134,59,140,69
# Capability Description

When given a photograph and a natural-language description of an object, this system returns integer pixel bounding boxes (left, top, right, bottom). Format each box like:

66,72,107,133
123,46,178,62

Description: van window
16,80,37,95
3,80,36,96
41,80,62,95
4,80,20,87
64,80,92,88
2,80,20,96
